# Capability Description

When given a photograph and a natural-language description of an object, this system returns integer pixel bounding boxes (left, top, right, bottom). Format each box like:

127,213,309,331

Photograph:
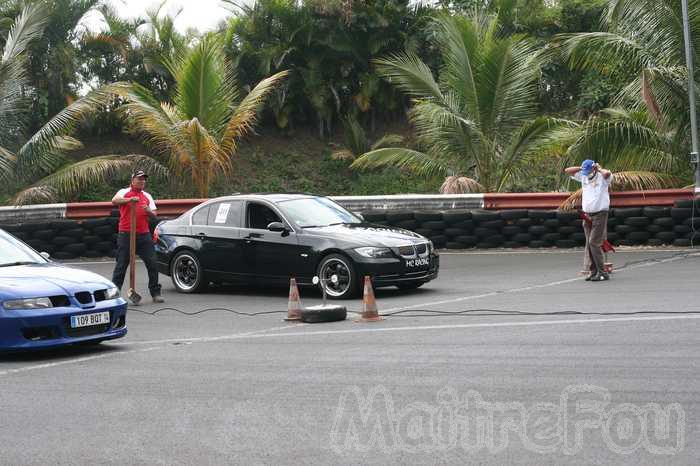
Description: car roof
208,193,321,204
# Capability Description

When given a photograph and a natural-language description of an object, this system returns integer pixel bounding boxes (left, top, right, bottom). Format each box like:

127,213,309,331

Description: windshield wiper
0,261,38,267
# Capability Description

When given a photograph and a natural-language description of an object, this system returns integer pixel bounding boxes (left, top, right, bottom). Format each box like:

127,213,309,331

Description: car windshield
0,230,46,266
278,197,361,228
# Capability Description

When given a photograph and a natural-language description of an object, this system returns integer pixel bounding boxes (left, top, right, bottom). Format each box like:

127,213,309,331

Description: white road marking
0,346,163,377
221,314,700,340
118,323,307,346
380,251,700,313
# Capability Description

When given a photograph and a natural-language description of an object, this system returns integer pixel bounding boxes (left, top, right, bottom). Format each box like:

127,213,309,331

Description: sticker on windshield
214,203,230,224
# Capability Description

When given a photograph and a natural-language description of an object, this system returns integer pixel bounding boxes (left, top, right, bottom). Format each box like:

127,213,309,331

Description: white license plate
70,312,110,328
406,257,430,268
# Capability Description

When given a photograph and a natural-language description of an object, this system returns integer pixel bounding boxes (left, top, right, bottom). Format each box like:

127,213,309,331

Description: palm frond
373,52,444,102
371,134,405,150
13,155,159,205
351,148,452,177
220,70,288,155
17,82,130,176
2,3,48,63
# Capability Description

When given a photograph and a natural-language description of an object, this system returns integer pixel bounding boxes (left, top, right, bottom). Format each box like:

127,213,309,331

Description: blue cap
581,159,595,176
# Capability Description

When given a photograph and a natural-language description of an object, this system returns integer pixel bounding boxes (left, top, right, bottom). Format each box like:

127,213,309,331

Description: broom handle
129,201,136,290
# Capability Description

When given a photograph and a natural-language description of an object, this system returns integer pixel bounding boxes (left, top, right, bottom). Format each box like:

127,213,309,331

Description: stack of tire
0,216,119,260
610,200,699,247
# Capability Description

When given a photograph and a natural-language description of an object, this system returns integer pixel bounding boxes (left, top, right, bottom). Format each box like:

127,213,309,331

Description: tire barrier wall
359,199,700,250
0,192,697,258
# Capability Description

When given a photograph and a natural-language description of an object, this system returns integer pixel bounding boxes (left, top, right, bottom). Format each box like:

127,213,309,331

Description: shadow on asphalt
0,343,122,363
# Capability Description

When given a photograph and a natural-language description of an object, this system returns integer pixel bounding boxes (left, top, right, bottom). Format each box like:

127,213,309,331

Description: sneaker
152,295,165,304
584,273,595,281
590,273,609,282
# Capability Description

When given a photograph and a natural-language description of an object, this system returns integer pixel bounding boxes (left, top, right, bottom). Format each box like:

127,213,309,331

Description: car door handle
196,232,207,238
244,233,263,240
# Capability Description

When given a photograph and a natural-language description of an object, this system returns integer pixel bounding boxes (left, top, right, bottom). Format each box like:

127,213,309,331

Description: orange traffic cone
285,278,303,321
355,276,383,322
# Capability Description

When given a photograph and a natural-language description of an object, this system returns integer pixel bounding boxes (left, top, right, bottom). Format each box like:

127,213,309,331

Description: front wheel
317,254,359,300
170,251,207,293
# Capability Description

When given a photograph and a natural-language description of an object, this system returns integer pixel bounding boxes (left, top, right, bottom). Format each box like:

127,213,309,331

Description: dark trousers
112,232,162,297
583,210,608,275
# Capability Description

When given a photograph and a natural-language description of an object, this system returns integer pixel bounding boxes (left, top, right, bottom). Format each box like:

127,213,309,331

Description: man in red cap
111,170,164,303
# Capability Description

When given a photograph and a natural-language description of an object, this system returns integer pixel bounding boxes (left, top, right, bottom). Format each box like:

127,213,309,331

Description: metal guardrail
0,189,695,222
0,203,67,223
483,189,695,210
331,194,485,211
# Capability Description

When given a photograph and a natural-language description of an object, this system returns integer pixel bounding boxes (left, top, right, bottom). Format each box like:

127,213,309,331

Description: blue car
0,228,127,351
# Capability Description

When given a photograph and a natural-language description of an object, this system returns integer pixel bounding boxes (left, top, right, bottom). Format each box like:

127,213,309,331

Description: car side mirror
267,222,288,233
40,251,51,261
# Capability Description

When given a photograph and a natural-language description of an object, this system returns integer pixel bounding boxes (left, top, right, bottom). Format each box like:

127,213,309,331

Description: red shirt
117,187,156,234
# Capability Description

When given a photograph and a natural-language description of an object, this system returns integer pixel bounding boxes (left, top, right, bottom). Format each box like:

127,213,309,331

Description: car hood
0,263,113,300
303,223,426,248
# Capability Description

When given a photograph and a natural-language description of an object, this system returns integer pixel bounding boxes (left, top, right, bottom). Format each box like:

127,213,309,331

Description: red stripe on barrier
483,189,694,210
64,189,694,218
66,199,206,219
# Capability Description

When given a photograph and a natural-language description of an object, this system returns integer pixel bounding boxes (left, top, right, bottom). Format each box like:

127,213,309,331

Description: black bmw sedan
155,194,439,299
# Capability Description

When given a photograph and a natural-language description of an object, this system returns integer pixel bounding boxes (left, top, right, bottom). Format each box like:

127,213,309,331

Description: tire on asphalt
171,250,209,294
300,305,347,323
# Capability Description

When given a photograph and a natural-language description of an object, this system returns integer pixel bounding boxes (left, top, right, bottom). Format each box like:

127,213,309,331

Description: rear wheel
171,251,207,293
317,254,358,300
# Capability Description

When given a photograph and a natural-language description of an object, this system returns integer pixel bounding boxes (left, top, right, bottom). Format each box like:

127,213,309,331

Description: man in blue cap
565,160,614,281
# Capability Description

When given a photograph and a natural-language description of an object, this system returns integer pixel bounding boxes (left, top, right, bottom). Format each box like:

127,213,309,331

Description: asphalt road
0,248,699,465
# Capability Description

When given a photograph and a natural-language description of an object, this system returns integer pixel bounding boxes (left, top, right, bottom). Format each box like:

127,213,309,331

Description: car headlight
355,247,394,258
3,297,53,310
104,287,120,300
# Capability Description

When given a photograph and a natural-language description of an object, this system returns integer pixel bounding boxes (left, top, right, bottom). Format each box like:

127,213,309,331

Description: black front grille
64,322,110,338
49,295,70,307
93,290,107,302
74,292,93,305
398,245,415,257
22,326,60,341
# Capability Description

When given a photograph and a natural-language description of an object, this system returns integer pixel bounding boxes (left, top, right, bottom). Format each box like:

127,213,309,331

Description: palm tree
351,14,569,193
2,32,286,203
116,36,287,198
554,0,696,189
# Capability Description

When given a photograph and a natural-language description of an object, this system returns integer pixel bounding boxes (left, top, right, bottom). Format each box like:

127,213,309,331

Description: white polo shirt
572,172,613,213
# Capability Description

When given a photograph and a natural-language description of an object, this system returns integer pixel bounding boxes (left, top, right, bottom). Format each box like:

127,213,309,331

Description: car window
192,206,209,225
247,202,283,230
0,230,46,265
208,201,243,227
